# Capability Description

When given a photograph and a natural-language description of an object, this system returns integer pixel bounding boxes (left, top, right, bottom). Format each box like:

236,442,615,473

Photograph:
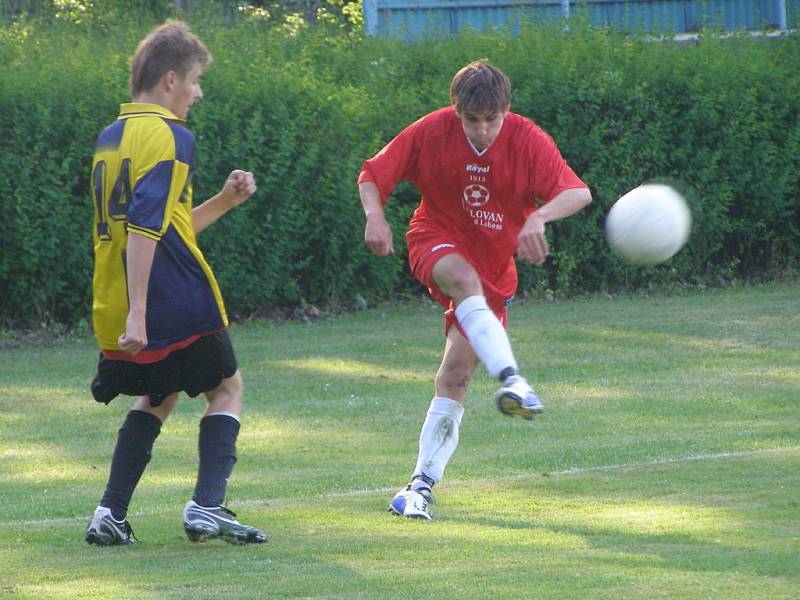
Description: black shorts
91,331,238,407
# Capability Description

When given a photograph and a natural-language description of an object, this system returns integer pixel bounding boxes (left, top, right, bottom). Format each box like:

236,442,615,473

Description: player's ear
163,70,177,92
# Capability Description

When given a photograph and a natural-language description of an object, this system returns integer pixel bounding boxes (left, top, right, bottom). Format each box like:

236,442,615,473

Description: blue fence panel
365,0,799,39
584,0,687,32
368,0,566,37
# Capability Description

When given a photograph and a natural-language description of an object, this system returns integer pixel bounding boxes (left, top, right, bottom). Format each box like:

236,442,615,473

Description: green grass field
1,283,798,599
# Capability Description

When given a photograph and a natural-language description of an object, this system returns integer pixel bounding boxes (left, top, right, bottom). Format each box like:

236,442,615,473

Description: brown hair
449,59,511,114
130,20,211,97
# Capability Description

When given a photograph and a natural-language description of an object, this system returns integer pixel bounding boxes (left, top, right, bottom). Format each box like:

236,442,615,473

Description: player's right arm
359,181,394,256
358,117,426,257
116,120,188,354
118,231,157,354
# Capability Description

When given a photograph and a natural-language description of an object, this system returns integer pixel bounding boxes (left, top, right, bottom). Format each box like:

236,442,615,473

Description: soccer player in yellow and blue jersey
85,20,266,546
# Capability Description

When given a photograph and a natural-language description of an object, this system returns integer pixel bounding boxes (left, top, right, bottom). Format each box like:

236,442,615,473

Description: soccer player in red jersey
358,60,592,519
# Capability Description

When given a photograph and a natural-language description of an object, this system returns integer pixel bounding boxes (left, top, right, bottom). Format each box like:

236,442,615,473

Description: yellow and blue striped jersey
90,102,227,362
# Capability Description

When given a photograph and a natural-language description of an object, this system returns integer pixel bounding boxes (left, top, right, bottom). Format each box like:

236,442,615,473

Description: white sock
454,295,518,379
412,397,464,485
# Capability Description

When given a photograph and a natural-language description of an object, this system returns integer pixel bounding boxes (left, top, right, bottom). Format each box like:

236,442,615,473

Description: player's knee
451,275,478,298
436,366,472,393
432,256,481,300
442,271,481,301
208,370,243,402
224,370,244,396
134,392,179,421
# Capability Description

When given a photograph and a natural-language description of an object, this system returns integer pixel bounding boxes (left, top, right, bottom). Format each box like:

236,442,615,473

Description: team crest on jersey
463,184,490,209
462,184,504,231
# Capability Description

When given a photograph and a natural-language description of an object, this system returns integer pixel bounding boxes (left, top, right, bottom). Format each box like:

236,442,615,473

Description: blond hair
450,59,511,114
130,20,211,97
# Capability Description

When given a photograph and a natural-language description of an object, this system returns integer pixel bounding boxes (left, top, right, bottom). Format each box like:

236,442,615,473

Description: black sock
411,473,436,492
498,366,518,381
193,414,240,507
100,410,162,521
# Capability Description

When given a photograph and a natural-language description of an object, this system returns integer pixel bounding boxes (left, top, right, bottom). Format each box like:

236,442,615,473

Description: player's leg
431,254,543,419
414,329,477,482
390,328,479,520
183,365,266,544
432,254,517,377
86,393,180,546
193,370,242,510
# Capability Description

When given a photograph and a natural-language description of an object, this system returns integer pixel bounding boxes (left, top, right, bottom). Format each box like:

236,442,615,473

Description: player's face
458,108,507,151
169,63,205,120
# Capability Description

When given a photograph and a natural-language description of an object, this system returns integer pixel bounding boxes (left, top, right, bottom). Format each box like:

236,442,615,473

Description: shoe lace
405,484,434,505
122,520,140,543
216,506,263,534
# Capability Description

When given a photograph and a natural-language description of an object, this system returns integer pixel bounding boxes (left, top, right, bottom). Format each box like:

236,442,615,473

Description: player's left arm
193,170,257,234
517,187,592,265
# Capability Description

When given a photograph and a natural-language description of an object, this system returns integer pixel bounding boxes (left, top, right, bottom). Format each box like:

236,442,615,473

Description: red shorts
406,227,514,335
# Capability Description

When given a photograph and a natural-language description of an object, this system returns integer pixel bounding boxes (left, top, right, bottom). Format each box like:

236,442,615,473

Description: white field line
325,445,799,497
3,445,797,528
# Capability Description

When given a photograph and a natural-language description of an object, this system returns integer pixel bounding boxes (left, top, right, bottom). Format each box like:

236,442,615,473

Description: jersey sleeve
529,130,587,204
126,123,192,240
357,118,422,204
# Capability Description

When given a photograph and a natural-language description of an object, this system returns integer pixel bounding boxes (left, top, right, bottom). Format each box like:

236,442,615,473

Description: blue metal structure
363,0,798,39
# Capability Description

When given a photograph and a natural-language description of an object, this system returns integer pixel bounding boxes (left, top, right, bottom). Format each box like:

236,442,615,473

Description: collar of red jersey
118,102,184,123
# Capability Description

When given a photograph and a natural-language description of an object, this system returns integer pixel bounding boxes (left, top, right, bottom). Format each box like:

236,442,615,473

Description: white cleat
495,374,544,421
388,486,434,520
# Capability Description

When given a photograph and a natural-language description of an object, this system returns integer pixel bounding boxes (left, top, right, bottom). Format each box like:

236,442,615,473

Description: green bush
0,16,797,327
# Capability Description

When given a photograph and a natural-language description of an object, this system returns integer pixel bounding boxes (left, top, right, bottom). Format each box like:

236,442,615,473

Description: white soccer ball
605,184,691,267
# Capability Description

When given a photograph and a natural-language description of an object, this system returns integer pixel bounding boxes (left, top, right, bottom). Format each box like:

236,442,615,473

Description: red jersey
358,106,586,306
358,107,586,312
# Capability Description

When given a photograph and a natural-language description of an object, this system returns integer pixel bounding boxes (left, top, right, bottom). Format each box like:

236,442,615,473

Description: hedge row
0,18,798,326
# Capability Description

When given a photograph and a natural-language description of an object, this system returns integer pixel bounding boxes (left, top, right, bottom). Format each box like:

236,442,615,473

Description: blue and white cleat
495,374,544,421
388,486,433,520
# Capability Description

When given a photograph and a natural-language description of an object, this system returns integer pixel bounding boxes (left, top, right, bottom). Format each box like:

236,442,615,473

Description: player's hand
517,213,549,265
118,312,147,355
221,170,257,207
364,215,394,256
